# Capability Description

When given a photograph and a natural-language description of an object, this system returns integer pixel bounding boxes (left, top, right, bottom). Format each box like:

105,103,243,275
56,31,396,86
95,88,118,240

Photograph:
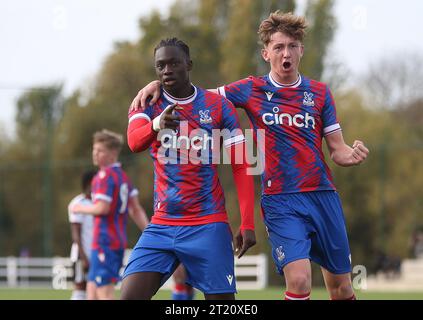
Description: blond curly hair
258,11,307,46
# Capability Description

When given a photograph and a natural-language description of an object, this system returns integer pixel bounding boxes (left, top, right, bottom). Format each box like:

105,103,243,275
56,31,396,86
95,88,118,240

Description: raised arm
127,117,157,153
128,103,182,152
325,131,369,167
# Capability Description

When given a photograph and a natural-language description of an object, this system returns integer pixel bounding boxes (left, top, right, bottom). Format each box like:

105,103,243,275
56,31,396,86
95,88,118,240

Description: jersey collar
99,162,121,171
268,73,302,88
163,84,197,105
109,162,121,168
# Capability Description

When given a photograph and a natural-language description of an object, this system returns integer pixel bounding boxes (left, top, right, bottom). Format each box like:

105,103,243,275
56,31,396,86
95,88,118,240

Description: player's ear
261,48,270,62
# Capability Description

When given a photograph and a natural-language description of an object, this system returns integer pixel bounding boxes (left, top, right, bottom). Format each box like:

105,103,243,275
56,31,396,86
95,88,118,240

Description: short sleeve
217,77,253,109
322,85,342,136
91,170,114,203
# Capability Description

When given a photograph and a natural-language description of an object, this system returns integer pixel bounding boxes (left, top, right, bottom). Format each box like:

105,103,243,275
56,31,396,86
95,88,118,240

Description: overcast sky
1,0,422,135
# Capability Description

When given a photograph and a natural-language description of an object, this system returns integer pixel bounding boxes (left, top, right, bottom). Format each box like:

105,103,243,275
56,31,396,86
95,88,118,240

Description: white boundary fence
0,257,72,289
0,252,268,290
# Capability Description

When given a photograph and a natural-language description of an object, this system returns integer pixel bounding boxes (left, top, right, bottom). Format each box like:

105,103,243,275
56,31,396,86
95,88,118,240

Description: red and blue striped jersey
218,74,340,195
128,86,246,226
91,163,138,250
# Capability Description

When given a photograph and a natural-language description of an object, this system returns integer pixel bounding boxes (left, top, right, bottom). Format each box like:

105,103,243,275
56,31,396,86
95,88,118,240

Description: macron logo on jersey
265,91,274,101
262,106,316,129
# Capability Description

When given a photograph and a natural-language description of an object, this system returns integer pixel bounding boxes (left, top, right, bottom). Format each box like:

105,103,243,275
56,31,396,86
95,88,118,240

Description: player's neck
99,160,119,169
164,82,194,99
270,70,299,86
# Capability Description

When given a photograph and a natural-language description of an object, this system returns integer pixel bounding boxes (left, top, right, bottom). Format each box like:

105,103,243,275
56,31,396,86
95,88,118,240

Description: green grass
0,288,422,300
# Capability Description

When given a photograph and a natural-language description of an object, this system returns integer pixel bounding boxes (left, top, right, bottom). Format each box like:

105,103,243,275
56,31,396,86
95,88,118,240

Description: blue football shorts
123,222,236,294
88,248,124,286
261,190,352,275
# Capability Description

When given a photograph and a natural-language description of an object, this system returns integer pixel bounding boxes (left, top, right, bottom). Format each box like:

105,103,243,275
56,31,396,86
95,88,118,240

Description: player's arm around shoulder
130,80,161,111
71,199,110,216
325,131,369,167
71,175,111,216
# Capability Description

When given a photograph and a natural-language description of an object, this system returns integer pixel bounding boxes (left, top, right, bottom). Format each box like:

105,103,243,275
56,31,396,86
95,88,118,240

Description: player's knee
286,273,311,293
329,282,354,300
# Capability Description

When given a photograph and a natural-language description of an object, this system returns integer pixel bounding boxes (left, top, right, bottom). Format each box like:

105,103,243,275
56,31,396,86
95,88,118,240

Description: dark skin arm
70,223,89,272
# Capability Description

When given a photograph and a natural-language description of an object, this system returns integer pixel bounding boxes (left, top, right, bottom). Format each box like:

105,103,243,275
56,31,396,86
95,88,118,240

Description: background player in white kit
67,170,97,300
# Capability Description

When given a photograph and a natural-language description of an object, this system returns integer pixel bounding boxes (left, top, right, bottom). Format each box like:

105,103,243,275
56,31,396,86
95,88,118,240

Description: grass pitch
0,287,422,300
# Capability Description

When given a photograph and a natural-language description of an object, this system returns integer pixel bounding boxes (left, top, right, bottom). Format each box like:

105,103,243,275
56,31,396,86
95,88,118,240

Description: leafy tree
356,54,423,263
301,0,336,80
1,85,64,255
